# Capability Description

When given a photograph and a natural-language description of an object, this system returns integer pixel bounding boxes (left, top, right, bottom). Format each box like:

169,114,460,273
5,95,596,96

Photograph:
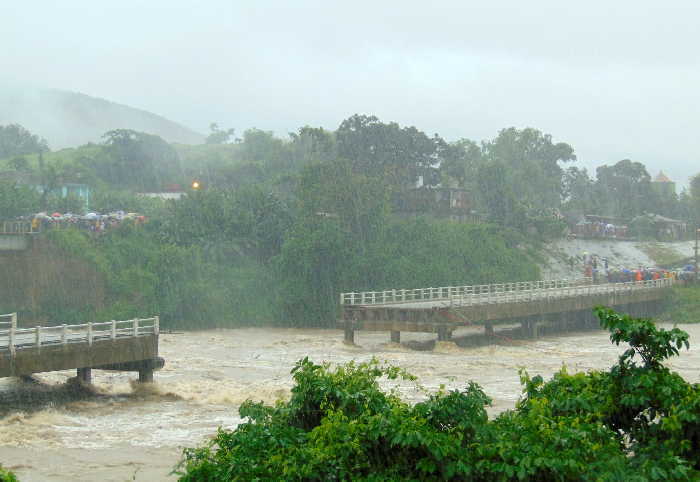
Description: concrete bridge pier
344,325,355,345
436,326,452,342
139,368,154,383
77,367,92,384
390,330,400,343
582,309,597,329
521,317,539,339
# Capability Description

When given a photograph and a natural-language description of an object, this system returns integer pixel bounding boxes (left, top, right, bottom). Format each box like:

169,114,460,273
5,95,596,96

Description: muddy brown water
2,324,700,481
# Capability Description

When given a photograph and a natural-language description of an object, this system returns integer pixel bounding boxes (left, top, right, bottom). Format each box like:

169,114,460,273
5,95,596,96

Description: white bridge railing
0,221,38,235
0,315,159,357
341,278,593,306
340,277,673,307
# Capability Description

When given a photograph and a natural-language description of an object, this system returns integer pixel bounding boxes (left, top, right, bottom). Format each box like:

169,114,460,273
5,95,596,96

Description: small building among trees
393,187,480,223
630,213,687,241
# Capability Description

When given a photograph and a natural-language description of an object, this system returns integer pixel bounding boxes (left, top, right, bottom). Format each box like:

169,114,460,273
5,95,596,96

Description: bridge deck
0,315,161,381
354,280,669,309
339,278,673,343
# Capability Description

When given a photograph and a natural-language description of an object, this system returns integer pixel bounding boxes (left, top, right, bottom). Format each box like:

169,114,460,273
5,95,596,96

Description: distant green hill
0,87,204,148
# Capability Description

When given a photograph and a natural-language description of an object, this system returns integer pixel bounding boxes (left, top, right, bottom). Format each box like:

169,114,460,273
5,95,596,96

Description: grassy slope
660,283,700,323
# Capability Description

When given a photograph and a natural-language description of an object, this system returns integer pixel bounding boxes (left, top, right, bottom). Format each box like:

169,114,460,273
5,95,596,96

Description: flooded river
2,324,700,481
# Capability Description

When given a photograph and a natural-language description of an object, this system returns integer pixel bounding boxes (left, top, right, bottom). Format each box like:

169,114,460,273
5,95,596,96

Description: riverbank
541,238,696,278
659,283,700,323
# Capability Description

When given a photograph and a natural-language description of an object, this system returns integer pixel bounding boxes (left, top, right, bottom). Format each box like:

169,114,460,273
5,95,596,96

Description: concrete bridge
0,221,37,251
0,313,162,383
338,277,673,344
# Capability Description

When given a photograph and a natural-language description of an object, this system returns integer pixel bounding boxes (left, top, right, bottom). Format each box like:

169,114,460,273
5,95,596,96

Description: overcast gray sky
3,1,699,184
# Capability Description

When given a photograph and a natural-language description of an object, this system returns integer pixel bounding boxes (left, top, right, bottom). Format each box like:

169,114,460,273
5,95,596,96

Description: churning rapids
2,324,700,481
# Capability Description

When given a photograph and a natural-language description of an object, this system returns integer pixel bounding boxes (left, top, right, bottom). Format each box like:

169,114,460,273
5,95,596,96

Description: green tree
562,166,598,219
483,127,576,210
99,129,179,190
336,114,441,189
595,159,656,219
0,464,17,482
688,173,700,225
7,155,29,171
0,123,48,158
288,126,336,164
438,138,483,188
0,180,40,217
475,160,524,226
205,123,235,144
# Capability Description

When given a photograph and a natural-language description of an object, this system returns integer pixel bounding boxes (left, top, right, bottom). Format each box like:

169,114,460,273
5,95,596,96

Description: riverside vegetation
0,465,17,482
178,308,700,481
661,283,700,324
2,120,700,480
3,118,700,328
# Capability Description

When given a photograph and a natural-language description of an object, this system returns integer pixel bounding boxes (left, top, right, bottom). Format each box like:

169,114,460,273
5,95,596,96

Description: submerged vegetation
178,308,700,480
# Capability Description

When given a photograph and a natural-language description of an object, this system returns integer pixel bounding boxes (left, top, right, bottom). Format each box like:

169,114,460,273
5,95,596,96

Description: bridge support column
390,330,400,344
521,318,538,339
138,368,154,383
344,324,355,345
77,367,92,384
437,326,450,342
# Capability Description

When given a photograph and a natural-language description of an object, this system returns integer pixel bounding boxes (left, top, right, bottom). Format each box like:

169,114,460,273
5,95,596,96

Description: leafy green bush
0,465,18,482
178,308,700,480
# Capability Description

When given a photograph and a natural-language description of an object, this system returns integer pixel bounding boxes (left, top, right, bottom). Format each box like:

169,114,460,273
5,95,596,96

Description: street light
191,180,201,190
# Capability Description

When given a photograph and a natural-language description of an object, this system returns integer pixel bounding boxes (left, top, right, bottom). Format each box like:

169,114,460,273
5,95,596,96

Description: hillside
540,238,696,278
0,86,204,148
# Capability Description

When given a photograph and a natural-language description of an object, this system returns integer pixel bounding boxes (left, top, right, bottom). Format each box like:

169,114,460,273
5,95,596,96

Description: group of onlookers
582,251,696,284
24,211,146,234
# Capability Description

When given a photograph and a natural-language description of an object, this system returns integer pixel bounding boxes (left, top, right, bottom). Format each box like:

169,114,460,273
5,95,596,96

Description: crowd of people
582,251,696,283
23,211,147,233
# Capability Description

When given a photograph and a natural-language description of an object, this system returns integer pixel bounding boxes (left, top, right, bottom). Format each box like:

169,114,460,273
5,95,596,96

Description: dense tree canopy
336,114,441,189
595,159,656,219
98,129,180,190
0,123,48,159
3,114,700,327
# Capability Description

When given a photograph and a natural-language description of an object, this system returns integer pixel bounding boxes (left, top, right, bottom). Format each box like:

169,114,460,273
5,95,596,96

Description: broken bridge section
0,314,163,383
339,278,673,344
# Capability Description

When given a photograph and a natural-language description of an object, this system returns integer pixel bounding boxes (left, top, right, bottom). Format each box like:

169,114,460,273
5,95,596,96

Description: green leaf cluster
0,465,17,482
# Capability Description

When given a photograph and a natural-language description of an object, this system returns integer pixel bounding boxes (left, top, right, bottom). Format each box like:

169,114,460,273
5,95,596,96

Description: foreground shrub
178,308,700,480
0,465,17,482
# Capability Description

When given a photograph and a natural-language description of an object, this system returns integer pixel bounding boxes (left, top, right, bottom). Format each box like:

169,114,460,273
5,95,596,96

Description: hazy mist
3,0,699,183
